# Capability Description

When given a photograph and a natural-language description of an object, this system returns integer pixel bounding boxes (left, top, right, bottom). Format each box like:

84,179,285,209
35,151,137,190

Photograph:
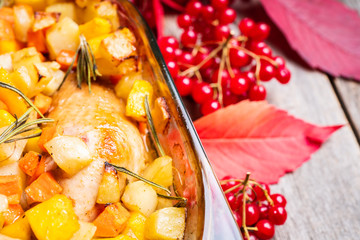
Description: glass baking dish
114,1,242,239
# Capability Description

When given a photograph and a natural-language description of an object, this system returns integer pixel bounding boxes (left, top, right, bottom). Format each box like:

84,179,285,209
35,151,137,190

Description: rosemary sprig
60,34,101,92
144,96,165,157
106,162,187,207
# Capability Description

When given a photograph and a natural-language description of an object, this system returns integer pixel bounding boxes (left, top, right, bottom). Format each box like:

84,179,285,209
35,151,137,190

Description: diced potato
92,202,130,238
96,164,120,204
0,216,31,240
33,11,60,31
41,69,65,96
70,221,97,240
9,66,32,96
44,136,92,176
142,156,173,188
13,4,34,42
79,17,112,40
122,212,146,240
11,47,42,96
121,181,158,217
152,97,171,134
26,194,80,240
96,58,137,77
82,0,119,30
14,0,46,11
45,2,78,22
0,54,13,71
114,72,142,100
144,207,186,240
45,17,79,60
125,80,154,122
87,33,111,58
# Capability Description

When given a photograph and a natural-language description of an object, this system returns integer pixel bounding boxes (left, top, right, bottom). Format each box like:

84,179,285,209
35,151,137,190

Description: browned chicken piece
48,78,148,221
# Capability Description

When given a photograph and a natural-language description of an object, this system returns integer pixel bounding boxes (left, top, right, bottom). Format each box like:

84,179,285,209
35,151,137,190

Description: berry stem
242,172,251,240
246,227,258,231
250,180,274,206
224,182,243,194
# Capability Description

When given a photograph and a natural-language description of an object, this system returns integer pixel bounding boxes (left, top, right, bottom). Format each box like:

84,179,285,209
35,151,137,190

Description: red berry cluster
158,0,291,116
221,173,287,240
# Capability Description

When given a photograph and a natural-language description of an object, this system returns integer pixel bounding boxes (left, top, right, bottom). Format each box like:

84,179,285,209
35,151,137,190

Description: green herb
60,34,101,93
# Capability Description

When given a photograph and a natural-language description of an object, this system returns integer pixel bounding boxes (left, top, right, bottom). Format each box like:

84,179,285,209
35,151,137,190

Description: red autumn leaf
259,0,360,81
194,100,343,184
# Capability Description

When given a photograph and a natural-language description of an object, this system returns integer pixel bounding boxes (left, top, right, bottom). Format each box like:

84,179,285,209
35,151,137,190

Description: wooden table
164,1,360,239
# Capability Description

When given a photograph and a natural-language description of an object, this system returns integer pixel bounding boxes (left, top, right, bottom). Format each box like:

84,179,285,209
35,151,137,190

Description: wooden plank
163,3,360,239
333,0,360,141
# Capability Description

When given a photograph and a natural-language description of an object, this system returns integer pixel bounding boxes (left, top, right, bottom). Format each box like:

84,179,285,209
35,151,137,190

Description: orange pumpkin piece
18,151,42,177
25,172,62,204
34,93,52,115
3,204,24,226
0,175,22,204
92,202,130,237
27,30,47,53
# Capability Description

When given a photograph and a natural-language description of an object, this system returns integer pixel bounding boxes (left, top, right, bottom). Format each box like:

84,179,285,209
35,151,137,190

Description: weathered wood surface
164,1,360,238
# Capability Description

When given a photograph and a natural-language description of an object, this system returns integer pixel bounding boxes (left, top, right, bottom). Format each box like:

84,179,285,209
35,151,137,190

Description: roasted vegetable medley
0,0,187,239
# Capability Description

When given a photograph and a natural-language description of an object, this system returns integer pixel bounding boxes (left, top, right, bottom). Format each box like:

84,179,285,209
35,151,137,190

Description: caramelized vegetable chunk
96,164,121,204
3,204,24,226
34,93,52,114
26,194,80,240
79,17,112,40
122,212,147,240
93,202,130,237
18,151,41,176
142,156,173,188
0,110,15,128
0,175,22,204
25,172,62,203
0,216,31,240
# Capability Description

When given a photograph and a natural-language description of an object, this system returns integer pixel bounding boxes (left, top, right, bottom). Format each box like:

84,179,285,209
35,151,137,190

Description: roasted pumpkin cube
144,207,186,240
0,216,31,240
142,156,173,189
3,204,24,226
0,175,22,204
121,181,158,217
8,66,32,96
96,57,137,77
114,72,142,100
96,164,120,204
34,93,52,114
0,110,15,128
25,172,62,203
125,80,153,122
122,212,147,240
79,17,112,40
45,17,80,60
0,40,22,55
82,0,119,30
14,0,46,11
13,4,34,42
70,221,97,240
92,202,130,238
26,194,80,240
33,11,59,31
44,136,92,176
86,33,111,58
24,129,42,153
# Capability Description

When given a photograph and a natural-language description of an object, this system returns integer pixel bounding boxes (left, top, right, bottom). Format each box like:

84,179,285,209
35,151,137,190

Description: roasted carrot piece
38,126,56,152
25,172,62,204
0,19,14,41
56,49,77,70
27,30,47,53
0,8,14,24
3,204,24,226
0,175,22,204
28,155,46,184
18,151,42,177
34,93,52,115
92,202,130,237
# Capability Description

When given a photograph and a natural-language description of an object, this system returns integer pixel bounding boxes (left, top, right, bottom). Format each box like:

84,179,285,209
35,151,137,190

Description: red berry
244,71,256,83
177,14,192,29
194,52,214,70
223,88,240,106
215,25,231,42
229,48,250,68
160,46,175,61
271,193,287,207
233,211,242,227
158,36,179,49
253,183,270,201
210,0,229,9
268,206,287,225
175,76,193,96
202,5,215,23
166,60,178,79
259,63,275,81
226,192,241,210
249,84,266,101
248,41,272,57
219,8,236,25
242,203,260,226
201,99,221,115
252,23,270,41
185,1,202,17
273,56,286,68
244,232,258,240
211,69,231,86
230,74,250,95
181,29,198,46
239,18,255,36
255,220,275,240
259,205,269,220
192,82,214,104
174,48,183,59
177,52,194,70
221,175,238,192
276,67,291,84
